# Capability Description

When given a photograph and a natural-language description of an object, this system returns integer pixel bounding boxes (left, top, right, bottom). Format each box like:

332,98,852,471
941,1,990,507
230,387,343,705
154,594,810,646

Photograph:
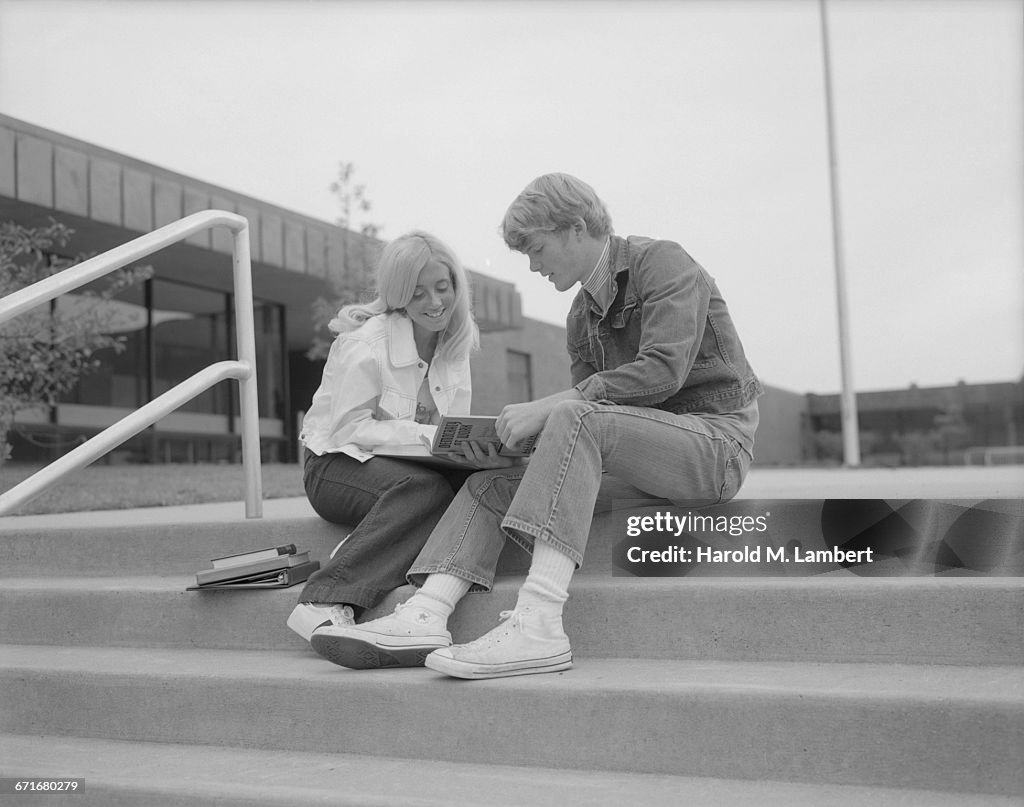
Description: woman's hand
446,440,519,469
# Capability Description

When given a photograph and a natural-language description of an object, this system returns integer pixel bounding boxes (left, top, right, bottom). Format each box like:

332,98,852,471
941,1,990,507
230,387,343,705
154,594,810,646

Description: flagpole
819,0,861,467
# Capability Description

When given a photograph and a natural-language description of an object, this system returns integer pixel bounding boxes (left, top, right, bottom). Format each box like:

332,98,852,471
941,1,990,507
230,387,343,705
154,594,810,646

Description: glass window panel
57,280,147,408
55,275,289,453
253,300,285,421
152,279,229,415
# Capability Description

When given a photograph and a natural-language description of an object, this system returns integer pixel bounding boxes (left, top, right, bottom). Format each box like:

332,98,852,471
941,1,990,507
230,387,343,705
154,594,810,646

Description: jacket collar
385,313,424,367
608,234,629,281
582,235,629,316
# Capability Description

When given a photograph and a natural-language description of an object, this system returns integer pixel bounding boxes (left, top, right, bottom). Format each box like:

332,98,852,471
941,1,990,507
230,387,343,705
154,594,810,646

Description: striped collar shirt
580,237,613,314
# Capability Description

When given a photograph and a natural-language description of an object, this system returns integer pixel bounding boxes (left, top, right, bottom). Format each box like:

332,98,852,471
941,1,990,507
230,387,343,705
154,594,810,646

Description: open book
372,415,538,465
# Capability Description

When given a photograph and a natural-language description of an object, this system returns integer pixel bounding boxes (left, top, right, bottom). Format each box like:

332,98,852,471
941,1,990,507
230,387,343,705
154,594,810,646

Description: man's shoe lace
459,609,524,651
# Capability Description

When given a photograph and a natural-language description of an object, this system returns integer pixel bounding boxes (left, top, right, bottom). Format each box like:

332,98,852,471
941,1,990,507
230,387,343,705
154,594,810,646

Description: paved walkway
1,465,1021,533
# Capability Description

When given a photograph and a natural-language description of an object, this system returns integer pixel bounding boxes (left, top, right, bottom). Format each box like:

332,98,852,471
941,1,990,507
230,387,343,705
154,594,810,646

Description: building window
253,300,286,423
50,276,288,460
152,279,230,415
507,350,533,404
58,280,148,409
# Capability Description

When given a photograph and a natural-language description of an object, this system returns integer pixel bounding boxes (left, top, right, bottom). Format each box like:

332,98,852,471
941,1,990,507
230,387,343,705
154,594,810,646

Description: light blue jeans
408,399,754,590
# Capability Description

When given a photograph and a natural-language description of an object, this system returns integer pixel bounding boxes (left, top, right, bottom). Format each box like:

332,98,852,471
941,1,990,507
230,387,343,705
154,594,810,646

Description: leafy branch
0,220,151,464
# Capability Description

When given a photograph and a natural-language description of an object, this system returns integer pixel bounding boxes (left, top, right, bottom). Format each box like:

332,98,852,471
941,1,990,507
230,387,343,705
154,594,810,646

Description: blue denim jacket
568,235,762,415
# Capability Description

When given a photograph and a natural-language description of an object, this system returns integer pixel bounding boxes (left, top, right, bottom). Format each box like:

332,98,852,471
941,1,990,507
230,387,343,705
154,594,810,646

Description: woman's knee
403,466,459,498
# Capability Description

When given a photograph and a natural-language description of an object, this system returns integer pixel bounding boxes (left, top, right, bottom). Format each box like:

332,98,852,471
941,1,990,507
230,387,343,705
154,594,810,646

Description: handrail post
231,222,263,518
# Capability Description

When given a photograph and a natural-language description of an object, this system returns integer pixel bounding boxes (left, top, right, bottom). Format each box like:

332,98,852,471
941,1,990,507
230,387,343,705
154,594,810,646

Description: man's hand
496,388,582,450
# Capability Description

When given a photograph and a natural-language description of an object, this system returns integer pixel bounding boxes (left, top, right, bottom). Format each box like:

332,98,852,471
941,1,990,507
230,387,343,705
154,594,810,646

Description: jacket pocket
378,388,416,420
572,335,596,366
690,326,723,371
610,300,637,329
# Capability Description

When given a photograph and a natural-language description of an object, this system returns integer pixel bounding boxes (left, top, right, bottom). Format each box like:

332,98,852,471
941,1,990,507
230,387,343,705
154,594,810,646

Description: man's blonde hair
501,173,613,251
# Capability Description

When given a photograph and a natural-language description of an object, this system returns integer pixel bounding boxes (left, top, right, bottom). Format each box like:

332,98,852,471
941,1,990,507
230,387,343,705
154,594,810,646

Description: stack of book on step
188,544,319,590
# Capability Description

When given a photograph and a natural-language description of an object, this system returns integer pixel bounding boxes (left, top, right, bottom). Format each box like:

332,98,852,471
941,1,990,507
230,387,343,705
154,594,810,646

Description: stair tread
4,575,1022,666
3,643,1022,703
6,493,1022,580
4,645,1020,794
5,573,1023,590
0,733,1016,807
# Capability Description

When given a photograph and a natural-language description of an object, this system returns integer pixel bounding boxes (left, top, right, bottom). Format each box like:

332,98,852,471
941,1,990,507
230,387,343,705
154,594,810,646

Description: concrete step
1,515,350,578
0,514,539,578
1,645,1021,796
4,494,1021,579
3,734,1018,807
2,575,1022,665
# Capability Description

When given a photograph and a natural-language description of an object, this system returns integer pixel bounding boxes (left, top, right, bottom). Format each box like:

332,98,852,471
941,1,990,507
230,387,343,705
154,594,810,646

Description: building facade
0,114,566,464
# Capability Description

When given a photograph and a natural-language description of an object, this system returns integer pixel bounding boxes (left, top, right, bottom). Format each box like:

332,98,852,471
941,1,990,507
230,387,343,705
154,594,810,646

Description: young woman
286,231,482,642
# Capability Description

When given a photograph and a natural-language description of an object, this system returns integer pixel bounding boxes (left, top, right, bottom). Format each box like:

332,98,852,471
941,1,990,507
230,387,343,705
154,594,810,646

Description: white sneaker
287,602,355,642
310,601,451,669
425,607,572,679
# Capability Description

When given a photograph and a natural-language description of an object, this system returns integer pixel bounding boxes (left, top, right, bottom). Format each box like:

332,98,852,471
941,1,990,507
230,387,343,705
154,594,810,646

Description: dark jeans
298,450,470,609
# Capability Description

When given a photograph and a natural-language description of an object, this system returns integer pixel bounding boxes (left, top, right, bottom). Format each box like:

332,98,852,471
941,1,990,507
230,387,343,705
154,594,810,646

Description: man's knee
547,398,598,428
465,468,521,503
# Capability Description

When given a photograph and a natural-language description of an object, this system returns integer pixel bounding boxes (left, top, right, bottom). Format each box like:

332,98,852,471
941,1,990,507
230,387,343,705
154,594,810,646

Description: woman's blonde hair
329,231,479,360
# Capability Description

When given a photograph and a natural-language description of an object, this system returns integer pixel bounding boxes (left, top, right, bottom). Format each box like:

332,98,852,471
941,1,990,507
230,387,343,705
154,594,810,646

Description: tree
330,160,381,239
308,162,383,360
0,220,151,465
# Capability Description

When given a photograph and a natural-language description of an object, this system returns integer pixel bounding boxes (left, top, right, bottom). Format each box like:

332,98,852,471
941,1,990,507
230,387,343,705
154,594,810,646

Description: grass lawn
0,462,306,516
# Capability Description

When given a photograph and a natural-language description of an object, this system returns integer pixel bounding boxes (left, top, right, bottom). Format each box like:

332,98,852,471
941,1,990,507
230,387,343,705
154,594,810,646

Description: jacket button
434,386,440,392
418,362,425,368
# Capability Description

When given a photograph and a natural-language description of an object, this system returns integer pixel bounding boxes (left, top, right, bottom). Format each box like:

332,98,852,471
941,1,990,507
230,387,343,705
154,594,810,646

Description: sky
0,0,1021,395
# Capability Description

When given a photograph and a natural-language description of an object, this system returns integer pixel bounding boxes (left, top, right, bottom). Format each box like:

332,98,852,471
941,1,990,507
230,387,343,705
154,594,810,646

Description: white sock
516,539,576,616
405,573,471,621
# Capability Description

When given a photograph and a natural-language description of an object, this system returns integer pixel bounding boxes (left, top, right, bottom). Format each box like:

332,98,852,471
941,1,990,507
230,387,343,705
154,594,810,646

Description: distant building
747,379,1024,467
751,385,809,466
806,380,1024,466
0,114,567,464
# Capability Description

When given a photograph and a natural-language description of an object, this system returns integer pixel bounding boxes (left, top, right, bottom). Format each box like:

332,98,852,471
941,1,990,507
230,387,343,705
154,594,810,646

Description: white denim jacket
300,312,472,462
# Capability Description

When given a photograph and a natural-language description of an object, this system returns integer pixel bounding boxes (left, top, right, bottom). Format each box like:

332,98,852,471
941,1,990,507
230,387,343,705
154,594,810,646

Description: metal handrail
0,210,263,518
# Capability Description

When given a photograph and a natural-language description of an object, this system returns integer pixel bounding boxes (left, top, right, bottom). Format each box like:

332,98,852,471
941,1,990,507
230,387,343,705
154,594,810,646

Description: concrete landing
2,646,1022,794
3,734,1017,807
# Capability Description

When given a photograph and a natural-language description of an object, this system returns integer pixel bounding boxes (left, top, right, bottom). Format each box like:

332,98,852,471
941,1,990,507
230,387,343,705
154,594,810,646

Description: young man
309,173,763,678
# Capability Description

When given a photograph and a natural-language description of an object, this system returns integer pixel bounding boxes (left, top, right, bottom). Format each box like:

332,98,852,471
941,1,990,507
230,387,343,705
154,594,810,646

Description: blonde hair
502,173,613,251
329,231,479,360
